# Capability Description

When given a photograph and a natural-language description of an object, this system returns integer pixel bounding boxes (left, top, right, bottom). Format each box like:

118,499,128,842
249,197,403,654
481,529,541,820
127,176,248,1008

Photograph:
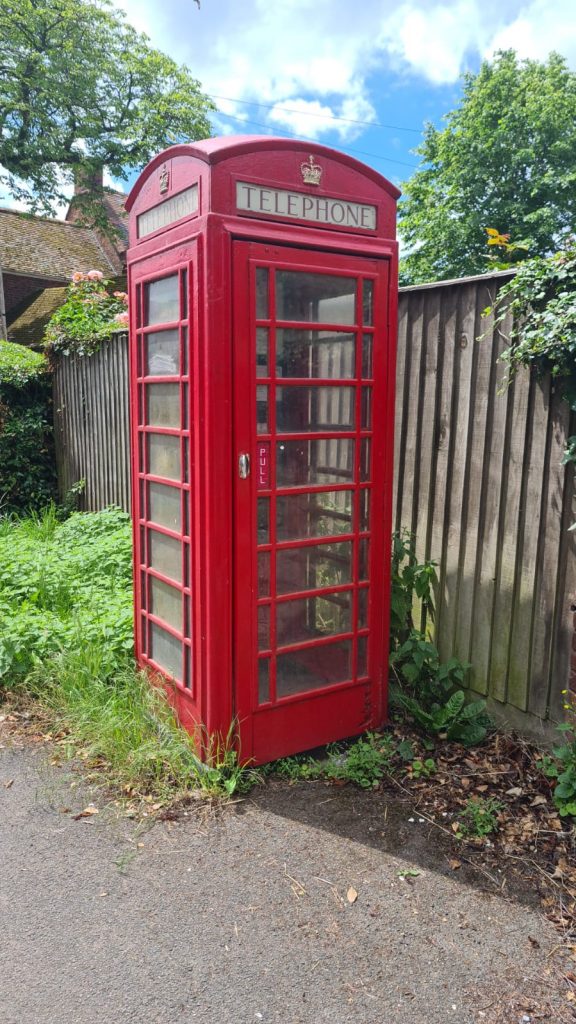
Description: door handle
238,453,250,479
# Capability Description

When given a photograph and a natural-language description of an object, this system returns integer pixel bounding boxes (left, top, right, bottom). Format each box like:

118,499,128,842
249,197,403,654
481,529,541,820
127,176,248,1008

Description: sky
115,0,576,194
2,0,576,210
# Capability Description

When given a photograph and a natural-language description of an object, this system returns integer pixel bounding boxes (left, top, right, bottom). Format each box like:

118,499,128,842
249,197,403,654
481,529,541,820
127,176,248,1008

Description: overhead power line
208,92,422,135
212,109,420,170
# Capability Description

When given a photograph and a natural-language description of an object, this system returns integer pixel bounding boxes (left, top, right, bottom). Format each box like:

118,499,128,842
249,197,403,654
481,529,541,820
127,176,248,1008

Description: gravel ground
0,739,572,1024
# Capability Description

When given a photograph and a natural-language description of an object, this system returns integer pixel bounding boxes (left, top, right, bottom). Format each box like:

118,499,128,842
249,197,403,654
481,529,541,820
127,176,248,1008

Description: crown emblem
159,164,170,194
301,155,323,186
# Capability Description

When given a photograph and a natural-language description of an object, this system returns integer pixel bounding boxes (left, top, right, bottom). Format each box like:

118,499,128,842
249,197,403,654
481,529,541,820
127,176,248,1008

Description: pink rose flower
115,311,129,325
72,271,85,283
86,270,104,281
113,291,128,304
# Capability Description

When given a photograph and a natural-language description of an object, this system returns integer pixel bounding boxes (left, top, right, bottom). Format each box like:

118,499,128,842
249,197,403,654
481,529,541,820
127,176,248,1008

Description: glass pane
256,268,269,320
149,482,181,532
360,438,371,482
358,588,369,629
145,330,179,376
362,281,374,325
276,272,356,325
359,489,370,532
256,328,269,378
181,270,188,321
258,552,270,597
277,490,353,541
149,530,182,582
276,330,355,379
184,644,192,690
150,622,182,681
276,386,355,432
150,576,182,631
276,640,352,697
359,539,369,582
148,434,181,480
276,541,353,595
258,605,270,650
362,333,373,378
257,385,268,434
358,636,368,677
257,498,270,544
277,591,352,647
181,326,188,377
145,275,179,326
258,659,270,704
361,388,372,430
277,439,354,487
147,383,180,428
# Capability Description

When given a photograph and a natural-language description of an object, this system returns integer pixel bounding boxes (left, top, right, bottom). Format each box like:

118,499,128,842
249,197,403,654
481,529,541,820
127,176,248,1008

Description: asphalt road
0,738,569,1024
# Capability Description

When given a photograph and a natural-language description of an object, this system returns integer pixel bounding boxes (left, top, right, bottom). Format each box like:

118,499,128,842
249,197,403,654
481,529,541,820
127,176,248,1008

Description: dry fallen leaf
73,805,99,820
449,859,462,870
3,779,14,789
346,887,358,904
530,795,547,807
528,935,540,949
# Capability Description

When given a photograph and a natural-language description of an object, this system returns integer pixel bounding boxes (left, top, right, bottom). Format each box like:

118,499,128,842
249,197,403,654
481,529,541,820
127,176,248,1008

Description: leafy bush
490,240,576,387
0,505,133,686
45,271,128,357
390,531,490,746
0,340,56,513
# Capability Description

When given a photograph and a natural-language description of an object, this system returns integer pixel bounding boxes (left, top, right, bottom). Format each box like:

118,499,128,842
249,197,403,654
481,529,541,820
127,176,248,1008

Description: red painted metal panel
127,137,398,764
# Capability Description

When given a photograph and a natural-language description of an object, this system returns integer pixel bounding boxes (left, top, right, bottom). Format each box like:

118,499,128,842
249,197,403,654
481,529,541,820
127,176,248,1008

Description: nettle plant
45,271,129,357
389,532,490,746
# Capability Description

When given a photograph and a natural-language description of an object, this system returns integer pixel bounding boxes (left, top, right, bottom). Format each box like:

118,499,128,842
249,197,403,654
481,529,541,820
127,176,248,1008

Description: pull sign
257,443,270,490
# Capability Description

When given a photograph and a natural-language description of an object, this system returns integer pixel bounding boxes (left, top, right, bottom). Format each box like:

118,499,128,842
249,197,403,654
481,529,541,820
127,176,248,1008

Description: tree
399,51,576,284
0,0,214,223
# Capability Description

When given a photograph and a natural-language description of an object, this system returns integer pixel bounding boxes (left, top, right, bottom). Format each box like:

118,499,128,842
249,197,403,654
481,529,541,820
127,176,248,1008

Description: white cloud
114,0,576,143
486,0,576,65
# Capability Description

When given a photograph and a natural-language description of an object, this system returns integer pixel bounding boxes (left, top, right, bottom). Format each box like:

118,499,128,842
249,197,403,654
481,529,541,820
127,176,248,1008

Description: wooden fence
53,332,131,513
395,272,576,731
52,272,576,730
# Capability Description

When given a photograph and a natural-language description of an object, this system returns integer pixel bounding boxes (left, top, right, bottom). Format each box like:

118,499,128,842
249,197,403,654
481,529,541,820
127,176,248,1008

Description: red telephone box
126,136,399,765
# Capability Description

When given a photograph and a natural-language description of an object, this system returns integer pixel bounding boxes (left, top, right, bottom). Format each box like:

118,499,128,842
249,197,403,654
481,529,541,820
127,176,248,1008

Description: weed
390,533,491,747
410,758,436,779
541,723,576,817
27,642,258,801
325,733,396,789
455,796,503,839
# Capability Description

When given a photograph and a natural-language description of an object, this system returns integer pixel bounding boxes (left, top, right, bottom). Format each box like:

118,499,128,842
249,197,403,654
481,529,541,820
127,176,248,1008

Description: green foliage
269,733,396,789
0,0,214,223
325,733,396,789
390,530,437,644
0,340,48,387
410,758,436,779
399,51,576,284
0,340,56,513
488,240,576,389
541,724,576,817
455,796,503,839
0,506,133,685
390,531,490,746
30,643,258,800
1,506,257,800
45,274,128,356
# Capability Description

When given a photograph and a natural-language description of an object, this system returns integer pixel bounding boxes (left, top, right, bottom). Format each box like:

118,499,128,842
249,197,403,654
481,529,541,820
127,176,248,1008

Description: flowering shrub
45,271,129,357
